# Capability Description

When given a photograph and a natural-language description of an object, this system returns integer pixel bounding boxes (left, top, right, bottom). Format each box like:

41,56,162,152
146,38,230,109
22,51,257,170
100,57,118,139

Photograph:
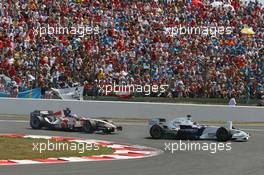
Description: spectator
0,0,262,102
229,96,237,106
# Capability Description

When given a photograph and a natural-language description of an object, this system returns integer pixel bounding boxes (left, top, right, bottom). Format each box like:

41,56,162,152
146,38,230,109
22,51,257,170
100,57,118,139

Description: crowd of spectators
0,0,263,101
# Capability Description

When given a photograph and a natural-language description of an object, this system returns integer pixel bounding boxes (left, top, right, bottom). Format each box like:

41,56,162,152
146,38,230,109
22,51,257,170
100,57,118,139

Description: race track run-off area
0,120,264,175
0,134,162,165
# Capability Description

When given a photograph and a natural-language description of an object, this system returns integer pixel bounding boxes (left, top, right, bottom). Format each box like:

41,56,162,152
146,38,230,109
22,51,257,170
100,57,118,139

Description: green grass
0,137,114,160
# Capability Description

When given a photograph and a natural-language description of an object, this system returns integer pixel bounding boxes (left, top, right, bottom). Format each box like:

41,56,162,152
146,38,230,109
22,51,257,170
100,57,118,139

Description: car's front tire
30,116,42,129
150,125,163,139
83,120,97,133
216,127,231,142
103,128,114,134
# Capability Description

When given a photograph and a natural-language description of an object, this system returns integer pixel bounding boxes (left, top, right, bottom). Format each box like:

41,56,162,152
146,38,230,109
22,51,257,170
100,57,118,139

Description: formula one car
149,115,250,142
30,109,122,134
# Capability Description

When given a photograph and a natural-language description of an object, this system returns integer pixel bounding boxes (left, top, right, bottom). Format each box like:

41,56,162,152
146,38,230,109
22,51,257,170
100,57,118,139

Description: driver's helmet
63,107,71,116
72,114,78,118
187,115,192,120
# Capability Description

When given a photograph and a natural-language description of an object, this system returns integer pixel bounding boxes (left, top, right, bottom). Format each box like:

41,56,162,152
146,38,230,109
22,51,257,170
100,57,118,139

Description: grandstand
0,0,263,104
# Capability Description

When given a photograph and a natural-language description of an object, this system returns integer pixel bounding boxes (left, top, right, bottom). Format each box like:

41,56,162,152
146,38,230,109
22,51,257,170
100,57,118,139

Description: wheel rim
32,118,40,127
217,128,228,141
84,123,92,132
85,125,90,131
151,127,161,138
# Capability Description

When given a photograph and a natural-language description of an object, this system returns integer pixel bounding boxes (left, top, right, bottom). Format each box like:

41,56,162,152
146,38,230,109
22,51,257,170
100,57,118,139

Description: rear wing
227,121,233,130
30,110,54,117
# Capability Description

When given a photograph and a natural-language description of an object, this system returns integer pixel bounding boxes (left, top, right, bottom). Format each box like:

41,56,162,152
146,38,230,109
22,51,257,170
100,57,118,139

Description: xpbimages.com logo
33,24,100,37
98,83,169,96
164,141,232,154
32,140,100,153
164,25,233,37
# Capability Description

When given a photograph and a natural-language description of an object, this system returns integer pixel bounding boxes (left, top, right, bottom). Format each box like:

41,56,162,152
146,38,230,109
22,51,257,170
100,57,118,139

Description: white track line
0,120,27,123
0,97,263,109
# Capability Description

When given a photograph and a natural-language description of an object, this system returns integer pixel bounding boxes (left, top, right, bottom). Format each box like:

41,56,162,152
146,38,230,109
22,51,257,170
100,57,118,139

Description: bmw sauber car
149,115,250,142
30,110,122,134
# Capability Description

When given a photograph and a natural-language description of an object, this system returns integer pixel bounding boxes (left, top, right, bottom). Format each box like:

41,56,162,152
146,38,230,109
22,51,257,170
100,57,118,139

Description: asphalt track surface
0,121,264,175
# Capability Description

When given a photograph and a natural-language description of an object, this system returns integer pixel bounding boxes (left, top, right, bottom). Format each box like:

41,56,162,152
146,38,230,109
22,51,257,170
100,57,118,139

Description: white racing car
149,115,250,142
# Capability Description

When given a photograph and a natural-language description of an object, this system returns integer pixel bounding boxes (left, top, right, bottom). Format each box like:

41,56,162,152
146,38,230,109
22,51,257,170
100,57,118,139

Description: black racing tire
216,127,231,142
30,116,42,129
150,125,163,139
83,120,97,133
103,128,113,134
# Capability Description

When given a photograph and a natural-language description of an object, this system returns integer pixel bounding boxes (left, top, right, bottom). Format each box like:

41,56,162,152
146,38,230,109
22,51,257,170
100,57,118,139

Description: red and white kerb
0,134,162,166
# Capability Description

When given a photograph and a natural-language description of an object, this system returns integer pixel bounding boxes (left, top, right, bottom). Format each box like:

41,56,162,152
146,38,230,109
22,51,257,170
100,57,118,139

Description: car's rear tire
216,127,231,142
30,116,42,129
83,120,97,133
150,125,163,139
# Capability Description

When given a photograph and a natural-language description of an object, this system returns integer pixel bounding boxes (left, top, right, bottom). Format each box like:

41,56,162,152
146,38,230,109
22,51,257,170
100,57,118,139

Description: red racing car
30,108,122,134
